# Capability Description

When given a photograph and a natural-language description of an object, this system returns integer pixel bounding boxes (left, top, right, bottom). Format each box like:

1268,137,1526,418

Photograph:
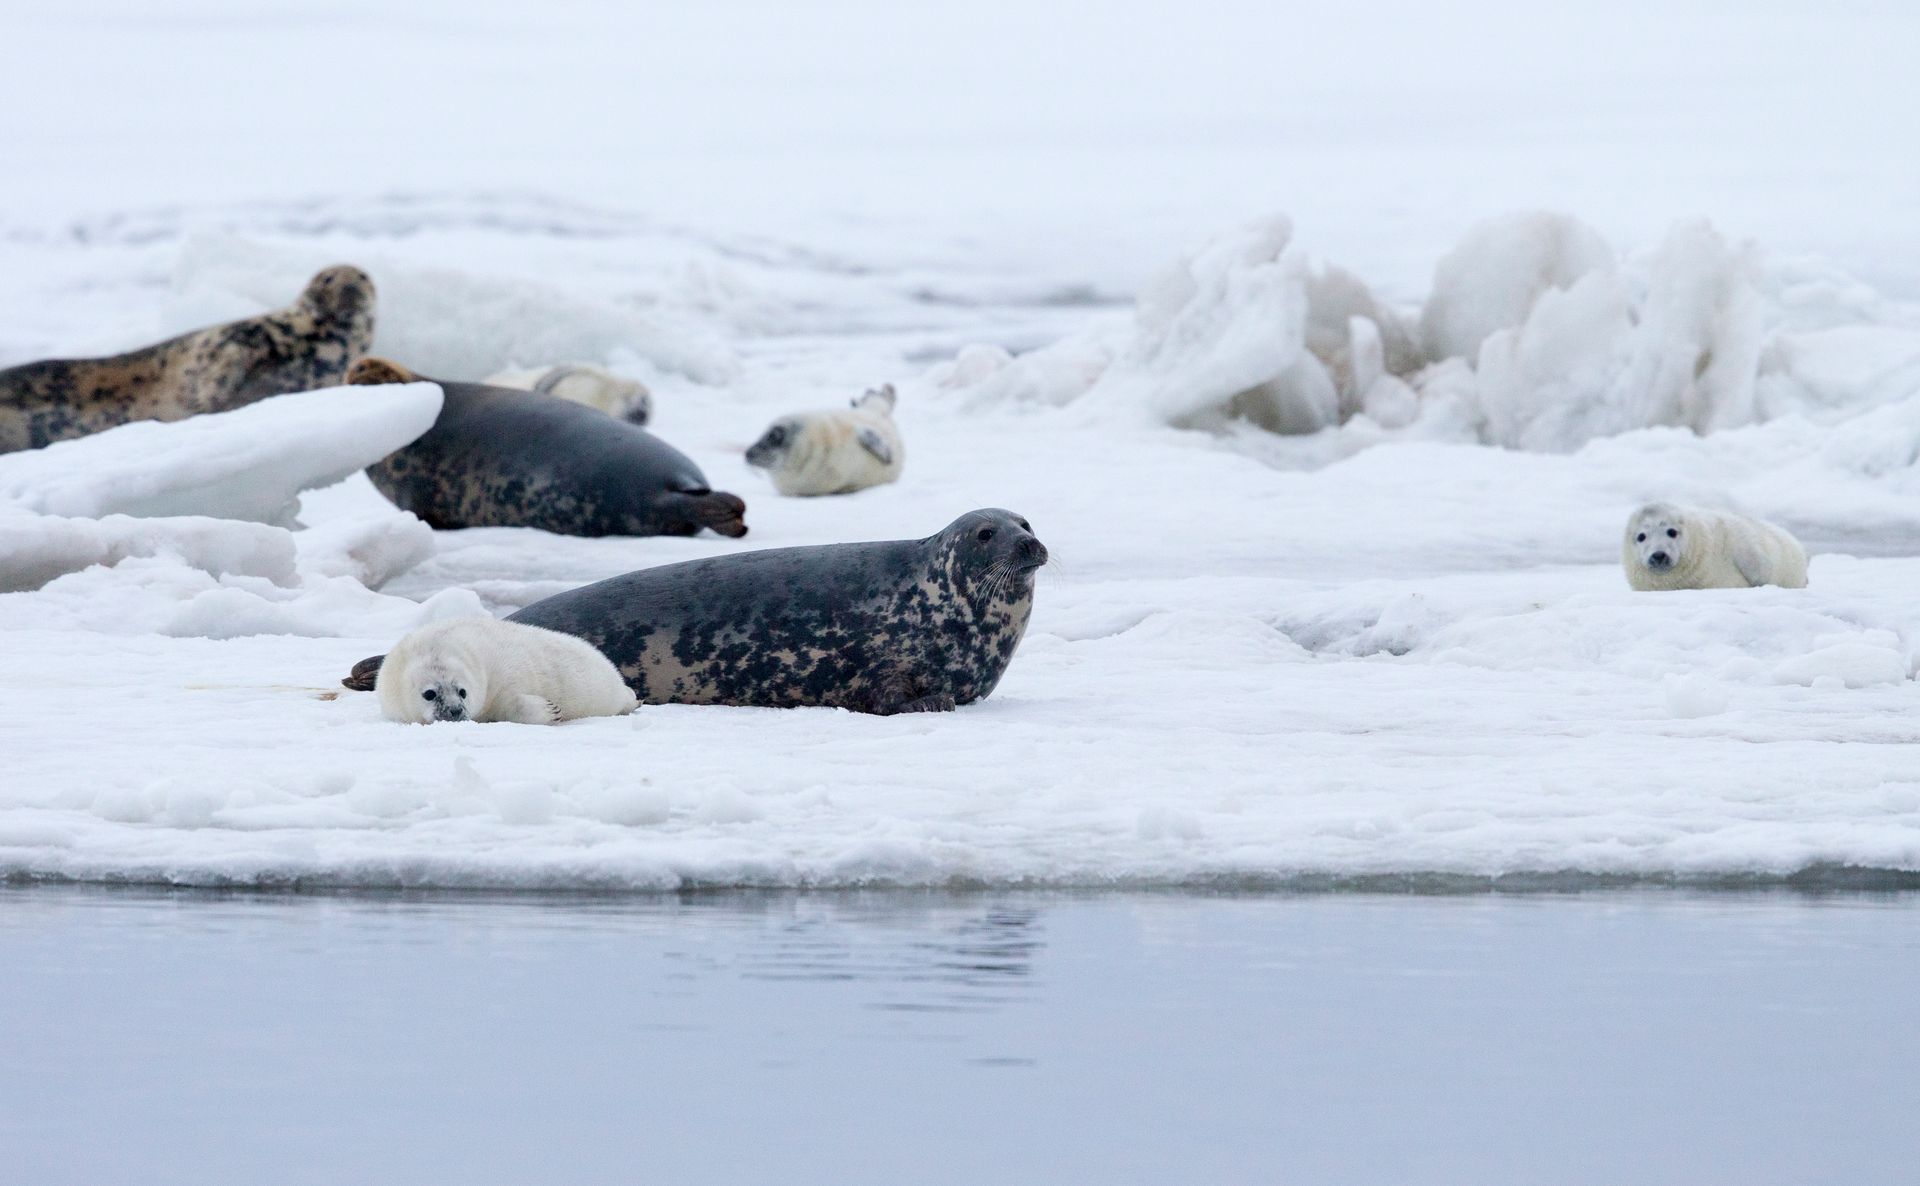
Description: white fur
484,364,652,423
747,385,905,497
377,616,638,725
1622,503,1808,591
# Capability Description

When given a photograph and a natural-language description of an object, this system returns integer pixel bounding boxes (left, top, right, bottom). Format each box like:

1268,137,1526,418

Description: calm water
1,887,1915,1185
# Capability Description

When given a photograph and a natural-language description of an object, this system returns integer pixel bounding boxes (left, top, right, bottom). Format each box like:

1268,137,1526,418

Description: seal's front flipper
889,693,956,715
855,426,894,466
506,694,562,725
341,654,385,691
345,357,419,386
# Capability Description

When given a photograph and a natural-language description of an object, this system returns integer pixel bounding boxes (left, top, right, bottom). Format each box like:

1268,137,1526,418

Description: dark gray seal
0,266,375,454
347,357,747,538
343,508,1046,714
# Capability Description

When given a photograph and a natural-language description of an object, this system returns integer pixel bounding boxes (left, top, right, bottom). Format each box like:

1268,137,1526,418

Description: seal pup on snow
1622,503,1808,591
377,616,638,725
745,383,904,496
349,357,747,538
346,508,1046,715
0,266,375,453
483,363,652,426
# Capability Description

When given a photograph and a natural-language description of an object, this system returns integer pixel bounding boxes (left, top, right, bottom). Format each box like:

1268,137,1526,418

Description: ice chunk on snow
1472,220,1764,451
1080,215,1317,428
1420,210,1616,362
0,381,443,525
293,512,434,591
1754,326,1920,422
1771,641,1911,689
171,233,741,386
0,507,297,593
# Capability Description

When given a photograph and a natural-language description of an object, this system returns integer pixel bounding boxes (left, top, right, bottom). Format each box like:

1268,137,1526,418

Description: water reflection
3,886,1919,1186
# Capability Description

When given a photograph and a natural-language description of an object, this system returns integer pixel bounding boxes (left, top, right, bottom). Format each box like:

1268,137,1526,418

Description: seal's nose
1018,535,1048,567
1649,551,1670,567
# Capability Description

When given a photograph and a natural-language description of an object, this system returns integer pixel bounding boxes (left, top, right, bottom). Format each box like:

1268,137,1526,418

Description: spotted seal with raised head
0,266,375,453
348,357,747,539
344,508,1046,714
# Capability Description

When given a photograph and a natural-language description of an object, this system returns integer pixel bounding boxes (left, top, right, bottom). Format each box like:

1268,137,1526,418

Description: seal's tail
341,654,385,691
673,489,749,538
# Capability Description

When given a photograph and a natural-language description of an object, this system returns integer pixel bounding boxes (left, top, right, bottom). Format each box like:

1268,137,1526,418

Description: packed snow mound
1274,574,1918,688
938,209,1920,458
0,545,483,641
170,233,741,386
292,512,435,591
944,216,1418,435
0,508,297,594
0,381,443,525
1471,220,1766,450
1419,211,1616,362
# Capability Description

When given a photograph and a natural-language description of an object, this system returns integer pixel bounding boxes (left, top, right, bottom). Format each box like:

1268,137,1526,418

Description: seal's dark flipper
889,693,957,715
676,490,749,538
346,357,418,386
855,426,894,466
341,654,386,691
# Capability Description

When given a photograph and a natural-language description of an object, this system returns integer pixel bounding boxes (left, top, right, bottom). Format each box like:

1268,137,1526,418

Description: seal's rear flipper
675,490,749,538
346,357,419,386
341,654,386,691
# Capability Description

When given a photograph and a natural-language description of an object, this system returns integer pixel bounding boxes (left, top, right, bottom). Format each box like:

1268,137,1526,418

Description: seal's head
298,265,376,331
1625,503,1688,574
934,508,1048,607
389,652,488,724
744,417,804,472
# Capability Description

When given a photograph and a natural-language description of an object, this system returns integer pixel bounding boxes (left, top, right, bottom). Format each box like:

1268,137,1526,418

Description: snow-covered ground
2,0,1918,889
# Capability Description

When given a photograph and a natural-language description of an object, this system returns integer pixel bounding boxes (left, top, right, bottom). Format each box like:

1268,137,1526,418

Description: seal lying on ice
346,508,1046,715
1622,503,1808,591
348,357,747,538
0,266,375,453
376,616,637,725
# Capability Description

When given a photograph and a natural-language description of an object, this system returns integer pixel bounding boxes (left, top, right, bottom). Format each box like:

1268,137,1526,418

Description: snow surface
1,0,1918,889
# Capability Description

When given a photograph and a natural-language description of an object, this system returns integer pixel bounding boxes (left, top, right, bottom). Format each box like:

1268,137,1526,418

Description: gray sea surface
1,886,1914,1185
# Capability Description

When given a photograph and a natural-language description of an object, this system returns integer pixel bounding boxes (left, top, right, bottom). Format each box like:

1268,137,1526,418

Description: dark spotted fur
343,509,1046,714
0,266,375,454
348,358,746,538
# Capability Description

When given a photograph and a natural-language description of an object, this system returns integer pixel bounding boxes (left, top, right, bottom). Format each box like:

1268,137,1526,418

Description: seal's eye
765,427,786,446
422,689,437,702
1017,519,1030,531
1666,528,1678,539
1636,532,1646,543
976,527,995,542
457,688,467,699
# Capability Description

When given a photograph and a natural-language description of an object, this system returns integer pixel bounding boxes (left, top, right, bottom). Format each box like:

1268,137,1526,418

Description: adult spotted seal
344,508,1046,714
0,266,375,453
348,357,746,538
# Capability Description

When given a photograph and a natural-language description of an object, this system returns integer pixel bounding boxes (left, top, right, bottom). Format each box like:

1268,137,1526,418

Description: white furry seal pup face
1620,502,1809,591
1625,503,1688,576
371,616,639,724
745,384,904,496
387,652,488,724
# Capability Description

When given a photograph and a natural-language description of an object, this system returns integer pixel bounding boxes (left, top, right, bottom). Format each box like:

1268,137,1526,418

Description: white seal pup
483,363,652,426
745,384,904,496
1622,503,1808,591
376,616,639,725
